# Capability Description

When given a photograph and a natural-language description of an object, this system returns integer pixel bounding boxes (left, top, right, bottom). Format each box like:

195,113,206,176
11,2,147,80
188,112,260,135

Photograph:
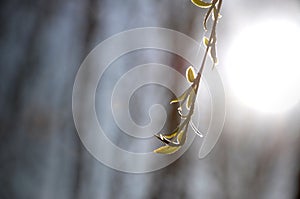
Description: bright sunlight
225,18,300,113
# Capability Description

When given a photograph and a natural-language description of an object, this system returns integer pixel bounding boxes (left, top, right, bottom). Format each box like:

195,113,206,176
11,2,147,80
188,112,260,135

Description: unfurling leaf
154,134,173,145
186,89,196,109
170,87,192,104
170,99,179,104
155,0,222,155
191,0,212,8
186,66,196,83
154,145,181,154
170,91,188,104
164,131,178,139
210,43,218,65
203,37,210,46
170,93,186,104
177,131,187,145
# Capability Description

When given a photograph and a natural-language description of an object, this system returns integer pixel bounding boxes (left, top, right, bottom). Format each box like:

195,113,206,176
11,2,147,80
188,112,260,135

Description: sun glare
225,18,300,113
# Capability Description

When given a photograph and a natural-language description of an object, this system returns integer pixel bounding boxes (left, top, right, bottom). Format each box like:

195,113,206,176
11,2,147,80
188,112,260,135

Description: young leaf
170,91,187,104
203,37,210,46
164,131,178,139
210,43,218,65
186,66,196,83
155,130,181,146
154,0,223,154
154,145,181,154
186,89,196,110
191,0,212,8
154,134,170,144
170,87,192,104
177,131,187,145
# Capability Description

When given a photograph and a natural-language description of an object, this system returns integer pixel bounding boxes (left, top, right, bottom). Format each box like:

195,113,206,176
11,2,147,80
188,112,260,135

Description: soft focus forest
1,0,300,199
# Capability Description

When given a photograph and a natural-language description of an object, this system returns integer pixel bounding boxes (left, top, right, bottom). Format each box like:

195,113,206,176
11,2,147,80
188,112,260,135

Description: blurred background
1,0,300,198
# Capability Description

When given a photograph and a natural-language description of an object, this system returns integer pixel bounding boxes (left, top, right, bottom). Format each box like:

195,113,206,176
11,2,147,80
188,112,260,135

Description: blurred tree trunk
0,0,201,198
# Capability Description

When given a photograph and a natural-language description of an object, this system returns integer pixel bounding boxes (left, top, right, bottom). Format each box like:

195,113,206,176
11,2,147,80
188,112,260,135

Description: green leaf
186,66,196,83
164,131,178,139
191,0,212,8
154,145,181,154
170,87,192,104
210,43,218,65
177,131,187,145
155,126,180,144
203,37,210,46
154,134,172,145
170,95,185,104
186,89,195,110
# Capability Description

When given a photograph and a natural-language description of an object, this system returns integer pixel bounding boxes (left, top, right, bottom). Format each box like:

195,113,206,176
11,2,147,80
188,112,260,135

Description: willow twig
154,0,223,154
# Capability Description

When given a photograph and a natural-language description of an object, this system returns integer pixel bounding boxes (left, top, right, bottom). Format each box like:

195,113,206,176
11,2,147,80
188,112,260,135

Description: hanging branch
154,0,223,154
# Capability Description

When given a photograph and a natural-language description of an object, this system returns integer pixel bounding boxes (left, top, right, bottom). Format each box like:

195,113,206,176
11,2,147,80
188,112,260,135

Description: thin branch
154,0,223,154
